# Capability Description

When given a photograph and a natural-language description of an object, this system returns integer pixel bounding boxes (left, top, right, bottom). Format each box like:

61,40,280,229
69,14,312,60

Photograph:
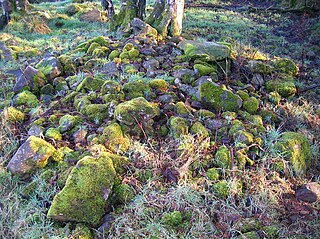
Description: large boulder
265,76,296,98
47,153,116,226
178,40,230,61
275,132,311,176
7,136,56,177
199,82,242,112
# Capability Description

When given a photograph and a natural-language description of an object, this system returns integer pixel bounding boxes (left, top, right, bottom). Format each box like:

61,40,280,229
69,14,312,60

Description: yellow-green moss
100,122,130,154
265,76,296,97
268,91,281,105
190,121,210,138
212,180,229,198
169,116,189,138
236,90,250,101
123,80,152,100
4,107,25,122
45,128,62,140
109,50,120,60
275,132,311,176
194,63,217,76
47,154,116,226
162,211,183,227
149,79,169,93
59,114,80,133
80,104,110,124
112,183,135,204
233,130,254,145
175,101,192,116
243,97,259,114
196,109,216,119
214,146,231,169
273,58,298,76
206,168,220,181
76,76,104,92
13,90,39,108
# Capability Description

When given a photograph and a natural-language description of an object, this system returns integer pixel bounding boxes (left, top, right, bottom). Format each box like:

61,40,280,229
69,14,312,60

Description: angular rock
7,136,56,177
130,18,158,37
47,154,116,226
13,66,46,93
0,42,13,61
178,40,230,61
296,182,320,203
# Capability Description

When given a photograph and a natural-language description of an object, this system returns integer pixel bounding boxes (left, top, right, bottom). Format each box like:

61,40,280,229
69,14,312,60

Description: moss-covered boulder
114,97,160,126
76,75,105,92
80,103,110,124
275,132,311,176
169,116,189,138
13,66,46,93
45,128,62,141
266,76,296,97
47,154,116,226
100,122,130,154
200,82,242,112
7,136,56,177
194,63,217,76
178,40,230,61
4,107,25,123
149,79,169,94
272,58,298,76
123,80,152,100
243,97,259,114
12,90,40,108
233,130,254,145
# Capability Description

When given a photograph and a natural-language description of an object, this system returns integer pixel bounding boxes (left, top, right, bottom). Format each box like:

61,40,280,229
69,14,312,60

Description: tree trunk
1,0,27,29
101,0,115,19
146,0,184,36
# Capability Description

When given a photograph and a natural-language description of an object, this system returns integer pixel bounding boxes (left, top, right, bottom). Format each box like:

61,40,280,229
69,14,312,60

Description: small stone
296,182,320,203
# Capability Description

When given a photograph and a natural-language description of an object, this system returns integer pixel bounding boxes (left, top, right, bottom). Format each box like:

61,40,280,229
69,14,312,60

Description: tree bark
146,0,184,36
101,0,115,19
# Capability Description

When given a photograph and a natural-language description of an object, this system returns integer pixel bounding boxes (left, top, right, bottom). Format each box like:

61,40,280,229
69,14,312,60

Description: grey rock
36,56,62,80
251,73,264,87
296,182,320,203
143,59,160,71
13,65,44,93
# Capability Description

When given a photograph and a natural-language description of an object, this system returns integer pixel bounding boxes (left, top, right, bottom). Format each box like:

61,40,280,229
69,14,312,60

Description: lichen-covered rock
172,68,195,84
214,146,231,169
265,76,296,97
47,154,116,226
130,18,158,37
200,82,242,112
169,116,189,138
58,54,77,75
7,136,56,177
59,114,80,133
149,79,169,94
178,40,230,61
275,132,311,176
123,80,152,100
4,107,25,123
80,104,110,124
233,130,254,145
114,97,160,126
243,97,259,114
100,122,130,154
247,60,273,74
36,56,62,80
12,90,39,108
13,65,46,93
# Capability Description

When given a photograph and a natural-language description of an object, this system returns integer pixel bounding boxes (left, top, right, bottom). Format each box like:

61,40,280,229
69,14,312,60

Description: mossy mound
12,90,40,108
4,107,25,123
265,76,296,97
47,154,116,226
169,116,189,138
214,146,231,169
275,132,311,176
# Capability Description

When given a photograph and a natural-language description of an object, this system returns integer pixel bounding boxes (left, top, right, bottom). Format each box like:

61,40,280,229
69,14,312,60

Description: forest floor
0,0,319,239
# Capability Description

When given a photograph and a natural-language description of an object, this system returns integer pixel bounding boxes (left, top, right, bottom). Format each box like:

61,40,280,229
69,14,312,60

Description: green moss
123,43,134,51
222,111,237,122
268,91,281,105
123,80,152,100
214,146,231,169
87,42,100,55
80,104,110,124
261,225,279,238
113,183,135,204
212,180,229,198
159,125,169,137
114,97,160,126
124,65,138,74
190,122,210,138
58,54,76,75
149,79,169,93
196,109,216,119
13,90,39,108
109,50,120,60
4,107,25,123
76,76,104,92
247,60,273,74
92,46,110,57
273,58,298,76
265,76,296,97
236,90,250,101
243,97,259,114
169,116,189,138
175,101,192,116
206,168,220,181
101,122,130,154
240,231,260,239
200,82,242,112
101,80,122,94
100,152,129,174
47,154,116,226
72,224,93,239
162,211,183,227
45,128,62,140
59,114,80,133
275,132,311,176
194,63,217,76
